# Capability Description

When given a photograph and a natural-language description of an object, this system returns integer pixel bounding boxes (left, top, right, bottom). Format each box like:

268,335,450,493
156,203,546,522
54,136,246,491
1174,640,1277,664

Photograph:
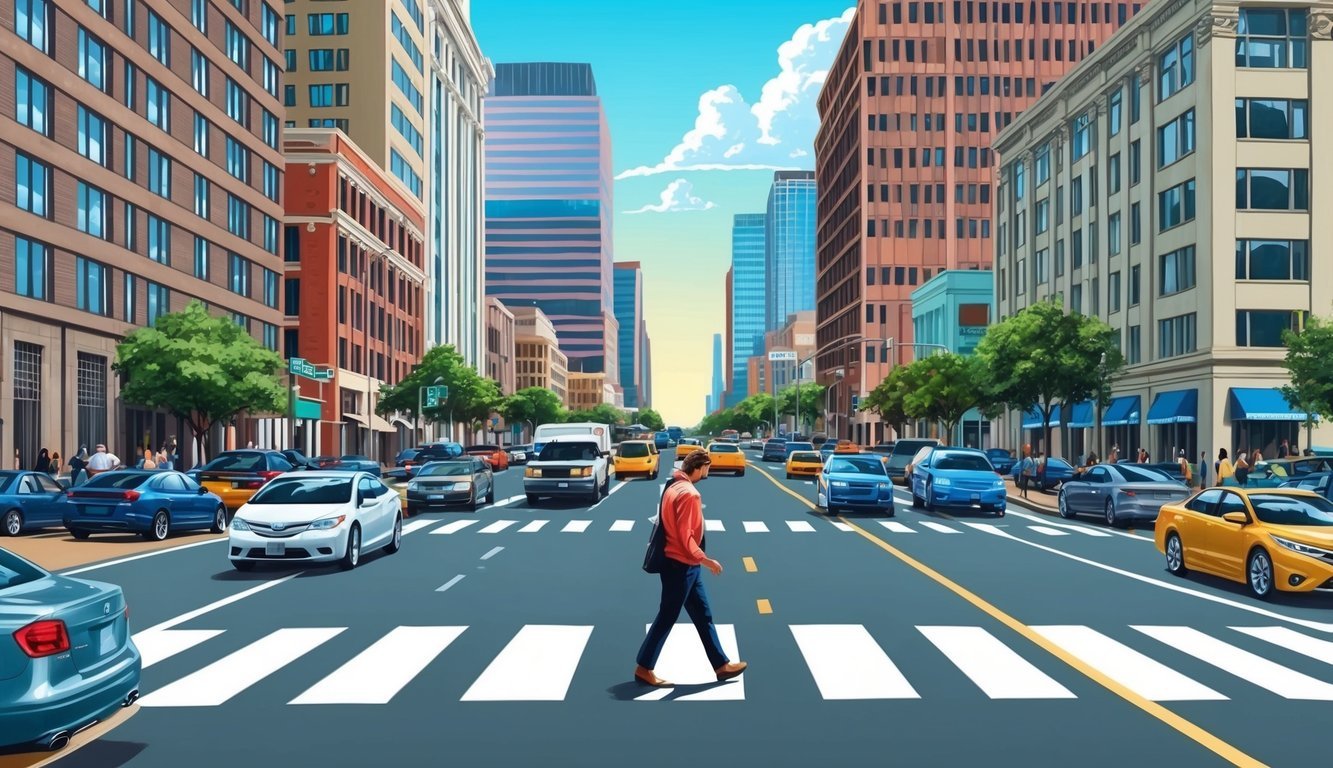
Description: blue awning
1146,389,1198,425
1066,401,1095,428
1022,406,1060,430
1230,387,1318,422
1101,395,1141,427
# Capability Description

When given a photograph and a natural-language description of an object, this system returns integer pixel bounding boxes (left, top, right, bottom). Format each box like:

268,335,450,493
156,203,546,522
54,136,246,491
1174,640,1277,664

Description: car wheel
385,514,402,554
1247,548,1274,599
995,506,1005,518
340,524,361,571
210,505,228,534
911,488,924,509
467,491,478,512
1058,490,1074,519
486,484,496,504
786,472,793,479
3,510,22,536
1165,532,1187,576
71,528,90,540
925,481,936,512
1105,498,1118,528
145,511,171,542
232,560,255,572
526,493,539,505
737,469,744,476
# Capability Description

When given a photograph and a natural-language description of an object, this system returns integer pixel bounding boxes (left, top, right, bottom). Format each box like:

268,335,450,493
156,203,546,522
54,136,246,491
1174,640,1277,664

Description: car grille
953,480,997,491
247,521,312,538
243,547,312,559
540,468,575,478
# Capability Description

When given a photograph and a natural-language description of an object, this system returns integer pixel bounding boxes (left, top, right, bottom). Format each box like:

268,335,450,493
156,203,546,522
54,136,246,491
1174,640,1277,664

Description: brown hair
681,449,711,473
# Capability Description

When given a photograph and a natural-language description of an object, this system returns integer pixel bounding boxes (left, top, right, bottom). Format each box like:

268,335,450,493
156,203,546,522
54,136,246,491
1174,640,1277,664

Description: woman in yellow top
1216,448,1234,482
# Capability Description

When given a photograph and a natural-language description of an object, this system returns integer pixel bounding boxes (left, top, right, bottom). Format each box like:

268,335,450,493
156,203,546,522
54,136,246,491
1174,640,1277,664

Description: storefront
1101,395,1141,460
1065,401,1094,460
1228,387,1314,456
1022,407,1061,455
1147,389,1197,463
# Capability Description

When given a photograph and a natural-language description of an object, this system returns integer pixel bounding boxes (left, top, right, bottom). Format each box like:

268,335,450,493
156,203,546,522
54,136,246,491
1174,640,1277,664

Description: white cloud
624,178,717,215
616,7,854,180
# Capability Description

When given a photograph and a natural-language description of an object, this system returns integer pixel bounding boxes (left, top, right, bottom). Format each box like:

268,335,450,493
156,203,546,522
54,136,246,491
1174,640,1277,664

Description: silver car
1058,463,1191,527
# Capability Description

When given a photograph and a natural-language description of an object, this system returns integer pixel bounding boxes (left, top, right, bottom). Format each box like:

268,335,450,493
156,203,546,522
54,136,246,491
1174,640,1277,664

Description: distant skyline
472,1,853,425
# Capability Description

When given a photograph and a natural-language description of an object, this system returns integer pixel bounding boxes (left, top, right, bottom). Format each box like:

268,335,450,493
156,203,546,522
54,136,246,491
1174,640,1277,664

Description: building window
1071,113,1092,160
1034,248,1048,284
1237,310,1302,347
1034,143,1050,185
16,68,52,137
263,323,278,352
123,273,136,321
1236,8,1309,69
263,162,280,202
285,277,301,315
16,0,51,53
191,48,210,96
391,105,423,156
194,174,210,219
1158,313,1197,359
77,106,108,166
1127,325,1141,364
146,77,170,130
193,236,210,279
146,282,169,325
1157,109,1196,168
14,236,50,300
284,225,301,263
1109,90,1123,135
1158,33,1194,101
1236,98,1309,140
262,110,279,150
308,83,349,107
76,257,112,316
77,182,109,239
147,214,170,264
1035,199,1049,233
261,3,279,46
194,112,211,157
1236,168,1309,210
1071,228,1083,269
12,341,42,468
147,9,170,66
225,78,250,126
390,150,423,197
230,253,251,297
78,28,109,92
1157,179,1197,231
1108,212,1121,256
1108,153,1121,195
1129,140,1141,185
1129,73,1141,123
1130,202,1141,244
76,353,108,451
228,195,251,238
225,21,249,69
308,13,349,35
1159,245,1196,296
124,203,137,252
391,60,422,114
1070,284,1082,314
226,137,250,182
391,12,423,69
1012,160,1026,201
1235,239,1309,281
15,153,50,217
262,58,279,98
147,148,171,199
1109,271,1121,313
1129,264,1141,306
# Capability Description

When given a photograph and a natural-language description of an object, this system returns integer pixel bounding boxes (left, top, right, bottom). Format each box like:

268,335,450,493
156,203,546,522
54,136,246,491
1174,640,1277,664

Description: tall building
722,266,734,408
1,0,286,467
512,305,568,404
284,130,426,459
425,0,490,368
613,262,645,409
911,271,993,446
641,331,653,409
728,213,766,408
815,0,1140,442
993,0,1332,460
765,171,817,331
485,297,516,395
484,63,617,381
710,333,725,414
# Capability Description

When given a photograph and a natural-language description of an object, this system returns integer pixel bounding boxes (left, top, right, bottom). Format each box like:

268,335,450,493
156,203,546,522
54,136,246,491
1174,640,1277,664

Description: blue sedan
63,470,228,541
984,448,1016,475
815,455,895,516
911,448,1007,516
1,471,69,536
0,546,141,751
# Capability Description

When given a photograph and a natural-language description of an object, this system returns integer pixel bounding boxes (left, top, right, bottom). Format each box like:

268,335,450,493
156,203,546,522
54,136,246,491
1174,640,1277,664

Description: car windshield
418,462,474,477
396,449,419,461
0,549,47,591
1250,494,1333,527
934,453,992,471
540,443,600,462
791,452,820,461
0,471,19,489
788,443,813,451
1112,465,1173,483
421,444,464,458
828,457,888,475
248,477,353,505
83,472,151,489
203,453,265,472
619,443,651,458
1255,462,1289,478
709,444,739,453
1047,458,1073,470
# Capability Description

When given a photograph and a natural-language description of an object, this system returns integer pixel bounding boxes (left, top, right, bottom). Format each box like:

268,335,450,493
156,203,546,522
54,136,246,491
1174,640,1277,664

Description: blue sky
472,0,854,426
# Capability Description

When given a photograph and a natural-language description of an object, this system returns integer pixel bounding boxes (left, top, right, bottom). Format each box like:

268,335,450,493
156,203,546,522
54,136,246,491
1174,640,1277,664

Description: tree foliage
863,364,923,428
900,353,987,437
113,301,285,461
636,408,666,432
1282,314,1333,440
500,387,568,431
377,345,501,426
778,384,825,432
566,403,626,426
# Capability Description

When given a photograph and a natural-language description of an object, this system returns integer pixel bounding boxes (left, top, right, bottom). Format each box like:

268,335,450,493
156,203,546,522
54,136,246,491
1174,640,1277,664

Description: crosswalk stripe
789,625,918,700
518,520,548,533
461,625,593,701
704,519,725,532
742,521,769,533
610,519,635,532
919,626,1075,699
1231,626,1333,667
290,626,467,705
919,521,960,534
880,521,915,533
133,629,224,669
479,520,518,534
1064,525,1113,537
430,520,479,535
829,521,854,532
1133,625,1333,700
400,519,438,536
1032,625,1226,701
1028,525,1069,537
636,624,743,701
562,520,592,533
140,628,345,707
786,520,817,533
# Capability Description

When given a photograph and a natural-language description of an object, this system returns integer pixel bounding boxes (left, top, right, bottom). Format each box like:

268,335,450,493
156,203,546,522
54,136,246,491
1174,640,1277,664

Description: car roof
270,470,369,479
546,435,601,443
1229,487,1319,497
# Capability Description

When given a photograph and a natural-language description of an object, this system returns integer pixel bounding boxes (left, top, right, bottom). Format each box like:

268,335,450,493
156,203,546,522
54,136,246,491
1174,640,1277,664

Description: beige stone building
512,306,568,404
485,298,515,395
566,372,616,411
993,0,1333,461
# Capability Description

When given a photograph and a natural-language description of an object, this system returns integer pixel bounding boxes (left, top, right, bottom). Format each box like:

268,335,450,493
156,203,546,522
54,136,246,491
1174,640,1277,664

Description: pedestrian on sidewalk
1177,450,1193,488
1216,449,1233,484
1234,450,1251,486
34,448,51,474
86,444,121,478
1197,451,1209,489
68,446,90,487
47,450,62,478
635,449,747,688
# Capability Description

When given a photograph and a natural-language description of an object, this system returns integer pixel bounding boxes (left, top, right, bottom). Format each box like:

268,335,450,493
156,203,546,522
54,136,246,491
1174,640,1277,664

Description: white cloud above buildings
615,7,855,180
623,179,717,214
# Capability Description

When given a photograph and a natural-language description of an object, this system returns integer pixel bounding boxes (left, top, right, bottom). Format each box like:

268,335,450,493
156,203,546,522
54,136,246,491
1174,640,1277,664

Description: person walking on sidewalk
635,449,747,688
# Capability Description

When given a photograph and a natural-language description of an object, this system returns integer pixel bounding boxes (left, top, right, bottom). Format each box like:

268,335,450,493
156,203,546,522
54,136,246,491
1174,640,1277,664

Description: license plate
232,481,242,489
265,542,285,556
85,505,113,516
971,494,980,501
558,482,569,488
98,624,116,656
428,494,444,500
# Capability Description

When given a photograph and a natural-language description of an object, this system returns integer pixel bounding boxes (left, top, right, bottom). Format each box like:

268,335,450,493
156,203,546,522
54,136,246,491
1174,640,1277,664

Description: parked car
406,459,495,513
984,448,1015,475
869,443,896,457
524,434,612,505
885,439,939,485
310,455,342,469
507,444,532,466
613,440,660,479
762,439,789,462
1011,456,1077,491
815,454,895,516
64,470,228,541
0,547,141,752
1115,460,1187,483
1,471,70,536
325,455,381,476
909,448,1006,516
1059,463,1190,527
465,445,510,471
706,442,746,475
1281,472,1333,499
193,450,298,509
228,471,402,571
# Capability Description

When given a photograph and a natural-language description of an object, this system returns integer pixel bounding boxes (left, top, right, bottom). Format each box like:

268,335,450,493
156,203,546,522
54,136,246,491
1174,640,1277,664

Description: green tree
377,345,502,429
113,301,286,462
500,387,568,436
778,384,825,434
863,363,924,431
636,408,666,432
1282,314,1333,448
901,354,986,439
566,403,626,425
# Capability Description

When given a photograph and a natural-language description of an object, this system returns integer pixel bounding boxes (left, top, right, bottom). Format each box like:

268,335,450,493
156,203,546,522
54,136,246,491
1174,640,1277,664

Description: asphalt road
28,450,1333,767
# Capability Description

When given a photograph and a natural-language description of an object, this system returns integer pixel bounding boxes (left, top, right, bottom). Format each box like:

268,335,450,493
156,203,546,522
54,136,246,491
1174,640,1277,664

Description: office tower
728,213,766,407
614,262,645,409
765,170,817,331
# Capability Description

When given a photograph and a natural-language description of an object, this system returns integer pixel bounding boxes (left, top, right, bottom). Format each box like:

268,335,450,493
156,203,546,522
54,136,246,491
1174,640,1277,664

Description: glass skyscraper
765,171,817,331
728,214,766,407
613,262,645,409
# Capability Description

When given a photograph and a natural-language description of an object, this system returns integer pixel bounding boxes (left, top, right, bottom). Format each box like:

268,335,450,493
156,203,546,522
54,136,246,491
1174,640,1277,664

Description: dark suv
885,439,939,484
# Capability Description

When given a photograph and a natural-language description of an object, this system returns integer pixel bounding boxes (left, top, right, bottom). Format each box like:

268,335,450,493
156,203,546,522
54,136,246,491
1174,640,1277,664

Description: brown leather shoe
634,665,673,687
715,661,747,681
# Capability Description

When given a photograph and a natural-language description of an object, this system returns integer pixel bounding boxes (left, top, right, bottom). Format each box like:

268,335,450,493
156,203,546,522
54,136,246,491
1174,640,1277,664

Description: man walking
85,444,122,478
635,449,747,688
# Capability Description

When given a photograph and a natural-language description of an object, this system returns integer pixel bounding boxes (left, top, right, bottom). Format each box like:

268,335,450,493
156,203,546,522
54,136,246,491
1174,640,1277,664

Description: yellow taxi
614,440,660,479
706,442,746,475
195,450,294,509
1156,487,1333,599
834,439,860,454
675,437,704,460
786,450,823,479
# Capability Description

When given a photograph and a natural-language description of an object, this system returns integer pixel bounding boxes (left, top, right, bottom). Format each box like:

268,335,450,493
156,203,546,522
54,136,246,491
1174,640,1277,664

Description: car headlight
454,480,472,489
993,479,1006,489
407,481,419,492
231,518,251,531
1271,535,1333,559
526,467,542,478
579,467,593,477
831,480,848,487
934,477,952,486
308,515,346,530
878,483,891,491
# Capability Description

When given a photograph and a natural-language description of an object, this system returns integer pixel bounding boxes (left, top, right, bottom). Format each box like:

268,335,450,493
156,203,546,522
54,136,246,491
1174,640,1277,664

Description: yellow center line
747,461,1265,768
755,599,773,614
742,556,758,573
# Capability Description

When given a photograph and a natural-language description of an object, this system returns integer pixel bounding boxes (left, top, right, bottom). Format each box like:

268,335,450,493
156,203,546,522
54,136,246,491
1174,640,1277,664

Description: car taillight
1121,490,1136,496
14,620,70,658
122,490,141,502
258,471,283,482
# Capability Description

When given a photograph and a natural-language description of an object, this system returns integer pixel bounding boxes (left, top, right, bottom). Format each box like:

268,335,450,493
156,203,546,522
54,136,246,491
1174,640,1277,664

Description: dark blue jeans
636,560,729,670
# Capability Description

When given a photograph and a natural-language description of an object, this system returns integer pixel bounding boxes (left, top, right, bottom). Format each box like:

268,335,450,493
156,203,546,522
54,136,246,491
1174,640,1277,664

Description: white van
532,422,611,457
524,433,612,505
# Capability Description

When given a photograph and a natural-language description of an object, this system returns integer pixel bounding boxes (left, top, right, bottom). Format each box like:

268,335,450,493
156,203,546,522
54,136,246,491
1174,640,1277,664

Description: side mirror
358,494,373,507
1222,511,1249,525
198,486,208,495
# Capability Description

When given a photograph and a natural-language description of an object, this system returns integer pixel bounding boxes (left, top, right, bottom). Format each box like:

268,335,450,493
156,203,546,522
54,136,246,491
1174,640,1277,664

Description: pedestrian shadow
606,680,736,701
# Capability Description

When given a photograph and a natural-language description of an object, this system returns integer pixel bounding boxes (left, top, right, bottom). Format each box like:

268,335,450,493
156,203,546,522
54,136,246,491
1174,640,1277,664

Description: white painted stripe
494,495,526,507
1004,508,1118,538
562,520,592,533
518,520,549,533
1233,626,1333,666
790,625,919,700
430,520,480,535
478,520,518,534
880,521,915,533
920,521,960,534
1028,525,1070,537
61,537,226,575
610,519,635,532
140,574,302,633
435,575,465,592
742,521,769,533
608,481,627,496
786,520,817,533
1133,625,1333,700
133,629,224,669
461,625,593,701
636,624,743,701
704,519,725,532
480,546,504,561
1033,625,1225,701
829,521,854,532
400,519,437,536
140,628,344,707
920,626,1075,699
290,626,467,705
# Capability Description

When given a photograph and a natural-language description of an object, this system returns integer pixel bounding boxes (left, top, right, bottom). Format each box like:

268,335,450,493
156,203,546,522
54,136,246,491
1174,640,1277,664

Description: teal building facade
910,270,994,447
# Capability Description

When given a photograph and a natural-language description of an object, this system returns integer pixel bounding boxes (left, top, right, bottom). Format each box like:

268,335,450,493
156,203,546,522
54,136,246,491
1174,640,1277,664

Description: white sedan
228,471,402,571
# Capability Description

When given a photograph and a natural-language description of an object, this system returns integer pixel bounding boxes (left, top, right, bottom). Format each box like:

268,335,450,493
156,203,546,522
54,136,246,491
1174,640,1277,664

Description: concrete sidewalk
1004,477,1060,513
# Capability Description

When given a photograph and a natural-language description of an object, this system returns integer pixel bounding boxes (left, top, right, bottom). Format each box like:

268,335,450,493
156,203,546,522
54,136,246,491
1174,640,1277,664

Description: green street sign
425,385,449,408
289,357,334,381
